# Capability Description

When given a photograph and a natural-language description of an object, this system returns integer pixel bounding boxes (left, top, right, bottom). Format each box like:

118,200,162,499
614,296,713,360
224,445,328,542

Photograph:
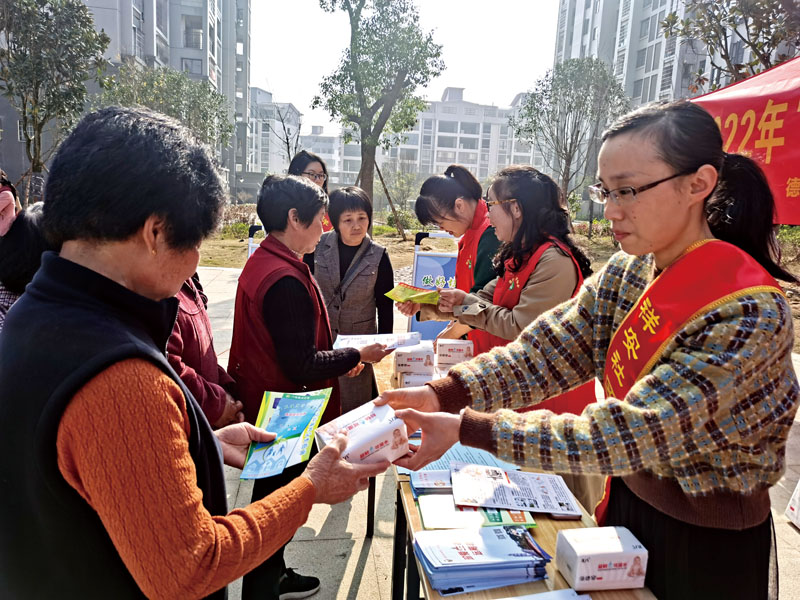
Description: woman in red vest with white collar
400,165,501,354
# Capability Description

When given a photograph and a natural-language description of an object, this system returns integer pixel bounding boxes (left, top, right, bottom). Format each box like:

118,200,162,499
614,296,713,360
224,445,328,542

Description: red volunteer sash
593,239,783,524
487,238,596,414
455,199,494,354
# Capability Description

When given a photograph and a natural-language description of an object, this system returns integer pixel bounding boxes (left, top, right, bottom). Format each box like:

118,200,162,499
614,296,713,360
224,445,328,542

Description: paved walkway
199,266,800,600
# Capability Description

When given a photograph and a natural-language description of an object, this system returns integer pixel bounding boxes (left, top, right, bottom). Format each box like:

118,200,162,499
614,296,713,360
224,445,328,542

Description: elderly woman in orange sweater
0,107,388,599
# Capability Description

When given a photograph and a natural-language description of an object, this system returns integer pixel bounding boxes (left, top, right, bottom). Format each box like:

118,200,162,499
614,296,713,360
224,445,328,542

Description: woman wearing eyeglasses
288,150,334,231
378,101,798,600
399,165,501,354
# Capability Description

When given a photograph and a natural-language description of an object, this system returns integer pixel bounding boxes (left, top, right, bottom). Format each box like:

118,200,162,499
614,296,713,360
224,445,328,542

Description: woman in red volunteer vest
379,101,799,600
227,175,391,600
399,165,500,354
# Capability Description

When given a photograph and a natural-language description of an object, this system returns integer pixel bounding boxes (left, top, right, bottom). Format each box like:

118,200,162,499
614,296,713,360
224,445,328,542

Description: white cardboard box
555,526,647,591
786,479,800,528
394,341,435,374
398,370,444,388
436,339,475,365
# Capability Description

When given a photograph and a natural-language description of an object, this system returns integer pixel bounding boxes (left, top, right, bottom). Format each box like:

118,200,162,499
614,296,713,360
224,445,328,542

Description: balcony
184,30,203,50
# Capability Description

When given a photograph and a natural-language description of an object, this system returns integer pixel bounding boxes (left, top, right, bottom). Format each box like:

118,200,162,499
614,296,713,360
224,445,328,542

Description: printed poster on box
409,251,457,341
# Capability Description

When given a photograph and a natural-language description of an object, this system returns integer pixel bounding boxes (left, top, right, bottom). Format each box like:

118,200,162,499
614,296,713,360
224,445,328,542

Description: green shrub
386,208,424,231
372,224,395,236
778,225,800,262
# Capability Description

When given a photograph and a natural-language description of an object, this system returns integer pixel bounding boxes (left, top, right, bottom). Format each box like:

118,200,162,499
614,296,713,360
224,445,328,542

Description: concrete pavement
198,265,800,600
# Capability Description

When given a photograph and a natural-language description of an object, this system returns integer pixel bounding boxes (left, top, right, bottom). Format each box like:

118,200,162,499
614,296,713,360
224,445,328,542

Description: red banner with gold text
692,56,800,225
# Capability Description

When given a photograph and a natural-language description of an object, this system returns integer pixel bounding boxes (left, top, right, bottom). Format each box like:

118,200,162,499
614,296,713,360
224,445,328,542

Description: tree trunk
360,143,377,201
374,160,407,241
587,198,595,240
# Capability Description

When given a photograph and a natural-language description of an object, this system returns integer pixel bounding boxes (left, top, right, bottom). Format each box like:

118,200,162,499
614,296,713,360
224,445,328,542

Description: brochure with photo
450,462,581,517
332,331,421,351
314,401,408,465
240,388,331,479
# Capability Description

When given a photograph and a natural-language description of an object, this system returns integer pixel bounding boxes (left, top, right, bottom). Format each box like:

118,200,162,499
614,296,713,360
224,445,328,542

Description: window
437,136,457,148
484,108,497,118
515,140,532,153
649,75,658,101
640,18,650,38
423,119,433,130
423,134,432,146
652,42,661,70
458,152,477,164
404,133,419,146
636,48,646,68
460,122,479,135
343,145,360,157
236,42,244,55
464,108,477,116
499,125,509,136
209,22,216,56
436,150,456,162
182,58,202,74
481,138,491,149
582,18,589,35
592,27,597,41
438,121,458,133
649,15,658,42
646,45,654,71
459,138,478,150
441,106,457,114
633,78,644,98
399,148,418,161
343,159,361,172
643,0,651,7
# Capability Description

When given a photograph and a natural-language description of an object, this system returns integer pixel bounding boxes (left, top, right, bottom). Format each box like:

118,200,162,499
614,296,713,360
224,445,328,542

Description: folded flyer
385,282,440,304
450,462,581,517
395,441,520,476
314,401,408,464
332,331,420,350
240,388,331,479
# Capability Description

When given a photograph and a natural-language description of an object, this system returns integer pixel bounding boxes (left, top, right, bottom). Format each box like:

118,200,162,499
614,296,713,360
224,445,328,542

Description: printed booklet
385,282,440,305
240,388,331,479
314,401,408,464
450,462,582,517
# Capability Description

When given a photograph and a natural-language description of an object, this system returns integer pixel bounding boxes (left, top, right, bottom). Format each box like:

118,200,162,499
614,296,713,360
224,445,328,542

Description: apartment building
0,0,250,194
381,87,546,183
247,87,302,176
554,0,708,105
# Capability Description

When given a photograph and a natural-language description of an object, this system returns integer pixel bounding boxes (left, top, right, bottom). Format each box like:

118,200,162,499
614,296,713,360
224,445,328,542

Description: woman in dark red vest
400,165,501,354
227,175,391,600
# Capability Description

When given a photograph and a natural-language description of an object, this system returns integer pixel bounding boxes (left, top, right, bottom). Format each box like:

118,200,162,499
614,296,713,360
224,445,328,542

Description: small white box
394,341,435,374
786,479,800,528
436,339,474,365
398,370,443,388
555,526,647,591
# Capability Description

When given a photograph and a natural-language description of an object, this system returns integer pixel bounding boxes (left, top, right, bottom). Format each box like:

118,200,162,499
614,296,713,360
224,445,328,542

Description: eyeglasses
484,196,516,208
302,171,327,182
588,170,695,206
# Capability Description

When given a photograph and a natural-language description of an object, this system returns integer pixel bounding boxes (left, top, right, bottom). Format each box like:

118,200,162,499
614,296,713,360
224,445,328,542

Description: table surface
398,479,657,600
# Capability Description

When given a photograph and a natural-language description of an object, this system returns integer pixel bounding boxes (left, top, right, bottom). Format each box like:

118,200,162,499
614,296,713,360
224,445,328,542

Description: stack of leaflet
413,525,551,595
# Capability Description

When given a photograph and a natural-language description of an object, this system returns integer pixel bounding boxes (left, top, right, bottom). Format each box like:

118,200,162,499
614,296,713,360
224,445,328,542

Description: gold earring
151,248,157,256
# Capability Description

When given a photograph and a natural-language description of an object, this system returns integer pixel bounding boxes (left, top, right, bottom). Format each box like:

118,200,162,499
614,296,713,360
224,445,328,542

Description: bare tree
268,104,302,163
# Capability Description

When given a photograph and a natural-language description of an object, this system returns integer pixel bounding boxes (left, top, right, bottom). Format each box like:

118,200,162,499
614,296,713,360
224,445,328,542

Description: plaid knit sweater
430,250,799,529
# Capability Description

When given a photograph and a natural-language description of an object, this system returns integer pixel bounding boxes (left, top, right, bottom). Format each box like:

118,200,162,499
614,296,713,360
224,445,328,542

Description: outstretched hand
393,409,461,471
215,422,276,469
302,434,390,504
374,385,441,414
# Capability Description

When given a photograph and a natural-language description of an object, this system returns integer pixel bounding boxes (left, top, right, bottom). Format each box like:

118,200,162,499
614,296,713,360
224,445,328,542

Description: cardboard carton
436,339,475,365
555,526,647,591
394,341,435,374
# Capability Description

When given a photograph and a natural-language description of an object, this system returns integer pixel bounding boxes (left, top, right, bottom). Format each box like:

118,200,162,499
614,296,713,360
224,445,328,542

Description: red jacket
227,235,341,424
166,276,235,425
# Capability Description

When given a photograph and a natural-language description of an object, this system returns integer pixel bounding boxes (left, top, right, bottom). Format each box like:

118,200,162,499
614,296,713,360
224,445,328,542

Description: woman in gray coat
307,186,395,412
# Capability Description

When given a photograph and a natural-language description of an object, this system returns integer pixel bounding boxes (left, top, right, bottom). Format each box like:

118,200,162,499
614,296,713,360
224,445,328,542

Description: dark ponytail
414,164,482,225
603,100,796,283
490,165,593,279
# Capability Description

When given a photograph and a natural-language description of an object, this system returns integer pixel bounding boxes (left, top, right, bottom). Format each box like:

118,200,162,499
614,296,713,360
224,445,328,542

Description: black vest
0,253,228,599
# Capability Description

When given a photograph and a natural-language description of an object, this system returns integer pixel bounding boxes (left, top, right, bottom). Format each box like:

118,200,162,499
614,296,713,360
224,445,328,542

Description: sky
250,0,560,135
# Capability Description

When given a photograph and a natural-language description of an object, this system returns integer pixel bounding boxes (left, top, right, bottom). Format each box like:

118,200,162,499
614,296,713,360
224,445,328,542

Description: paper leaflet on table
417,493,537,529
315,401,408,464
241,388,331,479
450,462,581,517
395,441,521,476
385,282,440,304
332,331,421,351
492,591,591,600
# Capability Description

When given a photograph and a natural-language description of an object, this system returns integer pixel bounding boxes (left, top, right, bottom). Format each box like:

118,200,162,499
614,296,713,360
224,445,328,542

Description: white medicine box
394,341,435,374
436,339,474,365
556,526,647,591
